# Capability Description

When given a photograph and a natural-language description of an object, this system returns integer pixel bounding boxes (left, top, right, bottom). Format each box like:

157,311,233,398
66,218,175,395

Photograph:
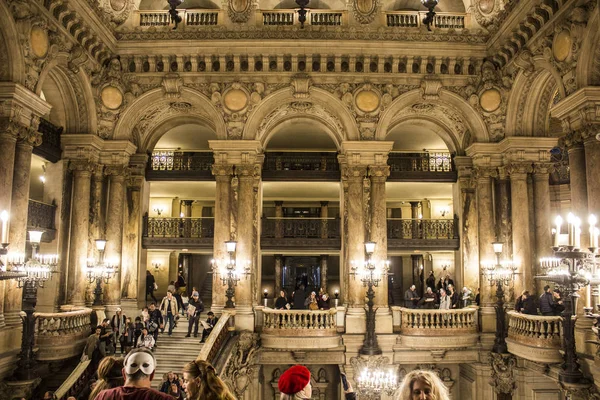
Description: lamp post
536,213,598,388
421,0,439,31
86,239,118,306
211,241,250,309
7,230,58,380
481,241,517,354
351,241,390,356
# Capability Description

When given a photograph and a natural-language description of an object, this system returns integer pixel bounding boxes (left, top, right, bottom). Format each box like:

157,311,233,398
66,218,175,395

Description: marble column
584,134,600,216
5,132,41,327
182,200,193,238
410,201,420,239
508,163,533,298
369,165,390,307
475,167,496,307
87,166,104,305
183,200,193,217
104,166,126,306
211,165,233,312
565,134,588,218
320,255,328,292
274,254,283,296
235,164,256,308
341,165,367,306
0,122,19,328
122,176,144,300
67,161,94,306
320,201,329,239
274,201,283,239
533,164,553,295
495,168,512,259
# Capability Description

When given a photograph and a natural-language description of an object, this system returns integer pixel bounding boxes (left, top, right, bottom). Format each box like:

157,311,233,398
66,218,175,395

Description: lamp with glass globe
86,239,119,306
421,0,439,31
211,240,250,308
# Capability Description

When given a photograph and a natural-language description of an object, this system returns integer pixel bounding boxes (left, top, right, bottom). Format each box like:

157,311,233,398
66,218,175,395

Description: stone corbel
489,352,517,395
420,77,443,100
291,74,311,99
161,73,183,99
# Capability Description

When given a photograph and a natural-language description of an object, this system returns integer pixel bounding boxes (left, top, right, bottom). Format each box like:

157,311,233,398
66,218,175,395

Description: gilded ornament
355,90,380,113
479,88,502,112
223,89,248,112
478,0,494,15
30,26,49,58
552,30,571,62
101,86,124,110
110,0,126,12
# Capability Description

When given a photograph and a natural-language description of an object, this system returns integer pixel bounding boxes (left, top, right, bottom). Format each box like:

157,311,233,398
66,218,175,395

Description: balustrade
35,118,63,162
143,216,214,239
262,309,337,336
506,311,563,363
139,11,170,26
310,11,343,26
262,217,340,239
262,11,295,25
35,307,93,361
186,11,219,25
197,312,231,365
387,218,457,240
399,307,477,335
388,152,454,173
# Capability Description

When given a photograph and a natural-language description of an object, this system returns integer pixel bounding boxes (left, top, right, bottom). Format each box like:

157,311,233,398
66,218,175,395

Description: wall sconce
152,260,162,271
153,207,164,216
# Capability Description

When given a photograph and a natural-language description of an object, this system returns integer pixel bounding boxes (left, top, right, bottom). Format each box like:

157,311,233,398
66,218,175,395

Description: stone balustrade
34,307,93,361
137,9,222,27
397,307,478,349
506,311,563,363
197,312,232,365
263,309,337,336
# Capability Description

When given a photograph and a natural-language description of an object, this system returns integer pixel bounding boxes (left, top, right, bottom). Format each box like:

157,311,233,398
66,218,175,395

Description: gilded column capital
341,164,368,181
69,159,96,176
368,165,390,182
472,166,498,182
211,164,234,178
506,162,533,180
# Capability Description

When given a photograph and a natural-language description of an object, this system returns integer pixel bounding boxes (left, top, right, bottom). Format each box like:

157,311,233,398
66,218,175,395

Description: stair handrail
197,312,231,365
54,358,95,400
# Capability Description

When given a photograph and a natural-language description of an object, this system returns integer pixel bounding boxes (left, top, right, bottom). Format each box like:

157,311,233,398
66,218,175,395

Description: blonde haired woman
182,359,235,400
397,370,450,400
88,356,124,400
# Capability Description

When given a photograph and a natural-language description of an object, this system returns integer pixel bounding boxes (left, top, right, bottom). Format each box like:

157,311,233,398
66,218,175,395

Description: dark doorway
282,256,321,293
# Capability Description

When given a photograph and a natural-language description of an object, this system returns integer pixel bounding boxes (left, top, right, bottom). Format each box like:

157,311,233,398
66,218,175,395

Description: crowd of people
403,273,478,310
272,286,332,311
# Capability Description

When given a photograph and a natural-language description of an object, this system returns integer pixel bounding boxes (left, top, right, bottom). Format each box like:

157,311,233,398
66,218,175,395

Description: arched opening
264,118,338,151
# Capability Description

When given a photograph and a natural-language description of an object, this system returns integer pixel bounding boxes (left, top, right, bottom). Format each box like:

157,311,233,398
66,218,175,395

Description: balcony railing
261,217,341,249
146,151,214,181
263,309,337,336
387,218,459,250
386,11,466,29
262,152,340,181
35,118,62,163
388,152,456,182
28,199,57,242
35,307,93,361
506,311,563,363
134,9,468,29
142,216,214,249
397,307,478,349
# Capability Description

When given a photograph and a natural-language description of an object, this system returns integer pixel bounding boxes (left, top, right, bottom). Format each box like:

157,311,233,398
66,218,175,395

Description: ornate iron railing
35,118,63,162
262,217,340,239
388,152,454,172
387,218,457,240
262,309,337,336
143,216,214,238
262,152,340,181
28,199,56,242
146,151,214,180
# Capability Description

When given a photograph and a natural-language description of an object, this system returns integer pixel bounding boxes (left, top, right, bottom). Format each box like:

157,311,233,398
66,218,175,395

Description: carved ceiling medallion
110,0,126,12
478,0,495,15
479,88,502,112
552,29,571,62
223,88,249,112
352,0,379,24
355,90,380,113
30,26,49,58
228,0,254,23
101,86,124,110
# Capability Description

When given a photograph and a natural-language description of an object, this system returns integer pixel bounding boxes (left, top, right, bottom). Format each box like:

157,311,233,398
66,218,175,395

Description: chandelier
211,240,250,308
86,239,119,306
357,368,398,397
7,230,58,288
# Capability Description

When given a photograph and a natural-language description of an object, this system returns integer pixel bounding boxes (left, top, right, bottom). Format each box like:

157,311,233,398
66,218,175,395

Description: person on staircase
147,303,163,346
111,308,127,355
159,291,179,336
159,372,182,394
137,327,156,350
199,312,218,343
93,347,173,400
175,271,187,316
186,291,204,338
146,270,158,304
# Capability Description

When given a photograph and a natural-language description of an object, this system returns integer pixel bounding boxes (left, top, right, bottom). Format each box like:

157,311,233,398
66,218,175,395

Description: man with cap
94,347,172,400
186,291,204,338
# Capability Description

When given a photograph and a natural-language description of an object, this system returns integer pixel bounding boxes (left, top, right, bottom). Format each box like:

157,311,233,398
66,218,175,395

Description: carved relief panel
352,0,379,24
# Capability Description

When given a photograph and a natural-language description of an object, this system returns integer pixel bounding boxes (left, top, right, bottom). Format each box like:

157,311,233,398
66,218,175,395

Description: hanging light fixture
167,0,184,29
421,0,439,31
296,0,310,28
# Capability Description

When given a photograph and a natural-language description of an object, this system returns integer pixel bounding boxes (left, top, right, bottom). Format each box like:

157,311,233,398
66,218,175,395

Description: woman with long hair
88,356,125,400
182,359,235,400
397,370,450,400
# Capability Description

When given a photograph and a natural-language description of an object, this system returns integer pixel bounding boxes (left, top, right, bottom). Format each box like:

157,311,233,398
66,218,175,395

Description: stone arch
377,89,488,154
386,118,459,153
576,6,600,87
243,87,359,147
0,1,25,84
505,58,566,137
114,87,227,150
141,115,218,152
35,54,96,134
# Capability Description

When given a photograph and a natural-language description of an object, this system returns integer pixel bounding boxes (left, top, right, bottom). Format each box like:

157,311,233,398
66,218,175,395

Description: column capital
182,200,194,206
91,164,104,180
472,166,498,181
235,163,261,179
0,119,26,141
368,165,390,182
532,162,554,176
69,159,97,176
339,141,393,166
127,175,144,191
274,201,284,207
211,164,234,178
16,126,42,147
341,164,368,181
563,130,585,148
104,164,129,178
506,162,533,179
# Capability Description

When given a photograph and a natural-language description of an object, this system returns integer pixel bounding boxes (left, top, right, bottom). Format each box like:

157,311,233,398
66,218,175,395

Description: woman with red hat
278,365,356,400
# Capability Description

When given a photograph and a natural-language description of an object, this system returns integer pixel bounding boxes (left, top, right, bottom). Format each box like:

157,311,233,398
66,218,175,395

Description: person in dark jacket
133,316,144,348
425,271,436,292
292,285,307,310
200,312,218,343
275,290,289,310
160,371,182,394
448,284,459,309
539,285,555,316
186,291,204,338
552,289,565,315
148,303,164,345
521,292,538,315
146,270,157,303
514,291,526,313
404,285,419,308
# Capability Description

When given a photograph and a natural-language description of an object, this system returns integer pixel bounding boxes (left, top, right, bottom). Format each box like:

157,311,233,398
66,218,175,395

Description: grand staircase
152,314,205,388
